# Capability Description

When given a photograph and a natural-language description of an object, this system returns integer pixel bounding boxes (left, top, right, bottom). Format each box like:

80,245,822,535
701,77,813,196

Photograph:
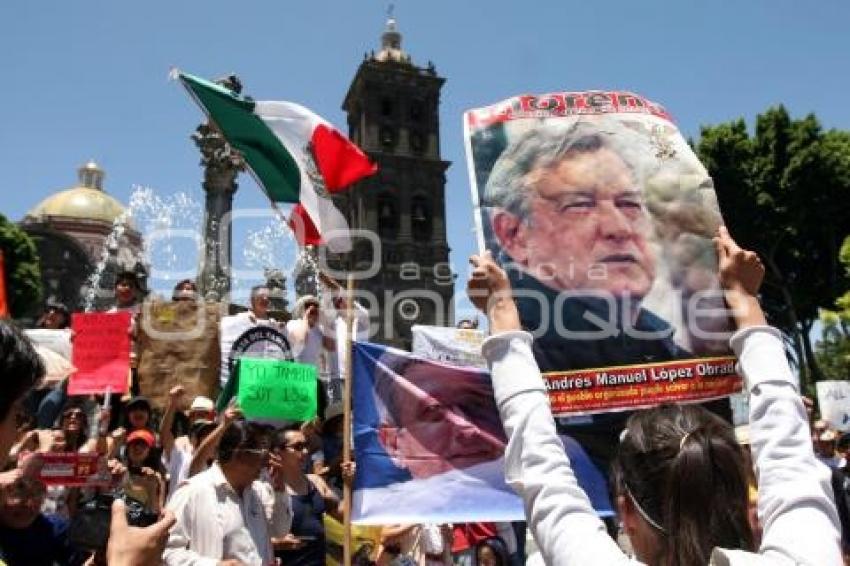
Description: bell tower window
411,196,432,241
378,194,398,239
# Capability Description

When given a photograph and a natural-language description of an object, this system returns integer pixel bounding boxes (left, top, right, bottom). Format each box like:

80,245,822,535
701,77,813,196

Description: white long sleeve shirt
285,318,324,366
481,326,842,566
327,300,370,379
163,463,275,566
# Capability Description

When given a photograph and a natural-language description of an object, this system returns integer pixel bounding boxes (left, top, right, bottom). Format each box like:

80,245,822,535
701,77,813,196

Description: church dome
26,161,127,224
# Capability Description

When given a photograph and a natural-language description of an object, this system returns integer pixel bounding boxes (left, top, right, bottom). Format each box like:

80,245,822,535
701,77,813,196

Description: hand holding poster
70,312,131,395
464,90,741,417
237,358,317,421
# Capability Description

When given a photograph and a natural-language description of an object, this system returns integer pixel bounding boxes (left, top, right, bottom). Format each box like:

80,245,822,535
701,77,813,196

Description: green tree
696,107,850,388
0,213,42,318
817,235,850,381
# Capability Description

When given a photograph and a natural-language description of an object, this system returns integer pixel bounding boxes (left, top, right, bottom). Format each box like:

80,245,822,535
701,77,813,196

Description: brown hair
612,403,754,565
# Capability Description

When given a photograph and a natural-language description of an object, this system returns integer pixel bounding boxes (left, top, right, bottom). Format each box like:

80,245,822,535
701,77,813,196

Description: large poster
352,340,521,523
351,341,614,523
136,300,221,408
464,91,741,416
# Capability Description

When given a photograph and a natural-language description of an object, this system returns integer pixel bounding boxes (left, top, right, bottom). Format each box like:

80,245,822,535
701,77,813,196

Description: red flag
288,203,323,247
311,124,378,193
0,249,9,318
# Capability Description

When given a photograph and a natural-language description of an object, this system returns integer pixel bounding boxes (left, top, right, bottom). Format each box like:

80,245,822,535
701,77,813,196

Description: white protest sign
219,312,279,387
411,325,487,369
25,329,75,387
25,329,72,359
816,381,850,432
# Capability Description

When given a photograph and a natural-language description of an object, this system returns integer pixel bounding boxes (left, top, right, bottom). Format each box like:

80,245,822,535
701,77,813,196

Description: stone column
197,154,238,300
192,78,246,301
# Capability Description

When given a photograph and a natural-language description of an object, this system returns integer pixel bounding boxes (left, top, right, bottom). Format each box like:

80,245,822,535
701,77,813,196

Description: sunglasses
63,410,85,419
284,441,309,452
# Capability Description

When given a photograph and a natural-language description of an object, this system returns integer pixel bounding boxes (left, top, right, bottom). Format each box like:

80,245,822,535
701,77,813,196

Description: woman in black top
270,424,346,566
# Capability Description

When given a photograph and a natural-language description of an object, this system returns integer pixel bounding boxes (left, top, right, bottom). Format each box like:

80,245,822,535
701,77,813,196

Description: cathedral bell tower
334,14,453,349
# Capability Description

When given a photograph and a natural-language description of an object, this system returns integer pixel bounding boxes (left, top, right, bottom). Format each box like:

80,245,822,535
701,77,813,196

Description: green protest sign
236,358,317,421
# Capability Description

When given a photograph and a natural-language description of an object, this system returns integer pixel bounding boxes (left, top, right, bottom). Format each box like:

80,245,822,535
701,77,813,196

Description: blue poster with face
351,340,613,524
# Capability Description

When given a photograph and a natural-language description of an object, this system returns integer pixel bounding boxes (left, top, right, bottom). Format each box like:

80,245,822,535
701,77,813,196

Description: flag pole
343,273,355,566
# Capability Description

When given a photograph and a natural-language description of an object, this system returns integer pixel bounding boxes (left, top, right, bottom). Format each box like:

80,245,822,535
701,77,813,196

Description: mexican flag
176,71,377,252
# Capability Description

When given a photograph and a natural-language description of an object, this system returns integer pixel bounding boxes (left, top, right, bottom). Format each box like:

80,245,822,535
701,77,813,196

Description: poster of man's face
466,92,735,378
374,356,506,479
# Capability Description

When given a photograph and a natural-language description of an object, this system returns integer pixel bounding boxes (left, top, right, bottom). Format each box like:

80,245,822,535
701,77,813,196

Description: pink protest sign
69,311,131,395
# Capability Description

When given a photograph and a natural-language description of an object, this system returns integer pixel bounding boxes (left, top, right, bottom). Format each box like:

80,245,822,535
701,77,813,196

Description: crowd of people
0,220,847,565
0,269,528,566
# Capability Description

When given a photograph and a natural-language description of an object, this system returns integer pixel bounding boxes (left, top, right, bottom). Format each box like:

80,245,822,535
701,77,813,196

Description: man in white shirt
219,285,284,388
285,295,330,367
317,273,370,377
163,420,277,565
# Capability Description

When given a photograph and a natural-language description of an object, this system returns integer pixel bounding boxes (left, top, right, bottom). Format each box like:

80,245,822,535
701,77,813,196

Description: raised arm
469,252,630,566
188,405,239,478
715,226,842,565
160,385,185,458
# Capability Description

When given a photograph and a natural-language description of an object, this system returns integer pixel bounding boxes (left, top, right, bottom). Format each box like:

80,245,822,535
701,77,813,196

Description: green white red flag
176,71,377,252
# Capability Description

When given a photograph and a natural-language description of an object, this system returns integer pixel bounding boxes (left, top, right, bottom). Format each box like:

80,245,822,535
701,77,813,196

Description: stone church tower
333,15,454,349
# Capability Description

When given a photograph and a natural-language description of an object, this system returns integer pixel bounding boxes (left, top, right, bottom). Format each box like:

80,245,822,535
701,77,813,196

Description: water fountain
82,185,205,310
82,184,312,313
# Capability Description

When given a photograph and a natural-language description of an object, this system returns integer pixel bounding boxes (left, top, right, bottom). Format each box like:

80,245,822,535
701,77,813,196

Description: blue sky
2,1,849,317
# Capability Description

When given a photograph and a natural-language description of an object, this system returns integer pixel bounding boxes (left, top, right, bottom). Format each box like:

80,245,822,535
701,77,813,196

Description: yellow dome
26,160,127,224
28,186,127,224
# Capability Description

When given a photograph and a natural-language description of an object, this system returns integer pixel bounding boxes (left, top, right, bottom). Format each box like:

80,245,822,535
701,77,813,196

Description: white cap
190,396,215,412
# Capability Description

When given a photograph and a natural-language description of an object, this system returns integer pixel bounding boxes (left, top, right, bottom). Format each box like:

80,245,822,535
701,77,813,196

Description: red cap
126,429,156,448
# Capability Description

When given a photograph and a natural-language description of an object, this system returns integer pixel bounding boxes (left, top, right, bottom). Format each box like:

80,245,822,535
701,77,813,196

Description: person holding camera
0,321,175,566
120,429,164,514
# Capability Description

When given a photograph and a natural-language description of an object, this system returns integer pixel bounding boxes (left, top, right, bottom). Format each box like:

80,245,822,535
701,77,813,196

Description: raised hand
106,499,175,566
341,460,356,486
222,403,242,425
467,252,520,333
713,226,767,329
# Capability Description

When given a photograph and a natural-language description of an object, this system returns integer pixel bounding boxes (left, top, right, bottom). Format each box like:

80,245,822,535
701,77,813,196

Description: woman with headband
468,227,841,565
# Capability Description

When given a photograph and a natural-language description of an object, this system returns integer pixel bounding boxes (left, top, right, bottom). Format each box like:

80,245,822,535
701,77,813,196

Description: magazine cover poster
464,91,741,416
